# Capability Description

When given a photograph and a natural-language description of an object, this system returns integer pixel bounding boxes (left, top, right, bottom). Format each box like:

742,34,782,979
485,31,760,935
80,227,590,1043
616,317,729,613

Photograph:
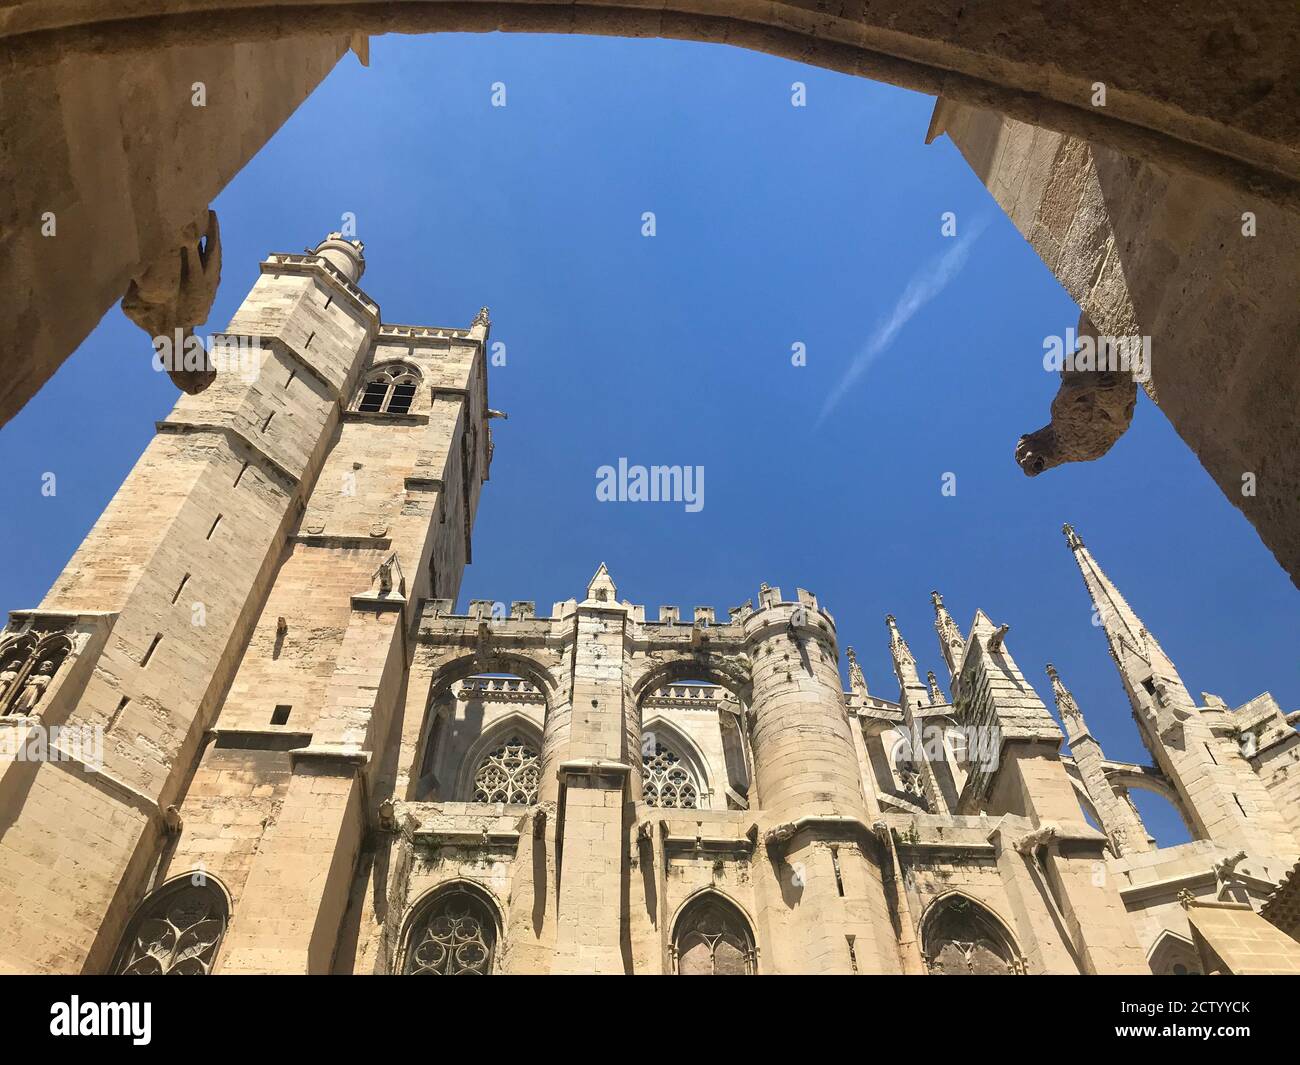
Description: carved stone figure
0,658,20,703
1016,316,1137,476
121,208,223,395
11,659,54,714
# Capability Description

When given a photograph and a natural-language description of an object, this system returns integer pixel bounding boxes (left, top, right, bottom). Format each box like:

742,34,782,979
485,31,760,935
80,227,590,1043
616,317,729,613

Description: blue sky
2,33,1296,844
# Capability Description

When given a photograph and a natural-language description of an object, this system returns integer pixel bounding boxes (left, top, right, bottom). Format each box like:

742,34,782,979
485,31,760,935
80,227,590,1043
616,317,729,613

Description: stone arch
670,889,757,975
1104,767,1197,844
630,654,752,707
639,715,714,810
427,650,560,703
412,653,555,801
398,878,503,976
453,711,545,805
1147,929,1202,976
919,892,1022,975
110,872,232,975
6,3,1283,202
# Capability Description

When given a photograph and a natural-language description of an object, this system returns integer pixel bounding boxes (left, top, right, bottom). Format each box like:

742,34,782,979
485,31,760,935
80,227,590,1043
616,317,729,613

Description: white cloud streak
816,216,990,426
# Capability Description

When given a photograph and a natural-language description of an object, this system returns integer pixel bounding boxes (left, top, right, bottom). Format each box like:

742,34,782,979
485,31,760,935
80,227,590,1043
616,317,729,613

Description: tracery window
403,888,497,975
354,362,420,415
673,894,755,975
472,735,540,804
641,736,699,809
112,878,228,975
921,895,1021,975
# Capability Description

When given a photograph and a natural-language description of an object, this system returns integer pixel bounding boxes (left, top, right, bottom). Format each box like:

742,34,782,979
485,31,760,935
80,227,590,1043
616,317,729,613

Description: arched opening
920,894,1021,975
111,874,230,975
413,655,555,802
635,665,753,810
1124,784,1194,849
671,892,756,975
1148,930,1202,976
401,882,500,975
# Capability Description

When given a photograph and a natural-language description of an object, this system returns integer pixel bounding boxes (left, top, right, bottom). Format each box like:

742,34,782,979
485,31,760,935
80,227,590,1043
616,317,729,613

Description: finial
927,671,943,704
1046,663,1080,721
1062,522,1084,551
472,306,491,328
930,590,943,607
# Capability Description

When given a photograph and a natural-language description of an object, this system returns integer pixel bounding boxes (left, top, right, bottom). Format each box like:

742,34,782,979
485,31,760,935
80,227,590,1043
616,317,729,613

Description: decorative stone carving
121,208,223,395
1015,316,1137,477
0,627,72,718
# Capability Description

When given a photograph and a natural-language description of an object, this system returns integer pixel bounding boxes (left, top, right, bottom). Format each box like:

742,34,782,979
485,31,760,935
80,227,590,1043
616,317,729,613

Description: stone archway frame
917,890,1025,975
668,886,760,975
3,2,1294,204
394,877,505,974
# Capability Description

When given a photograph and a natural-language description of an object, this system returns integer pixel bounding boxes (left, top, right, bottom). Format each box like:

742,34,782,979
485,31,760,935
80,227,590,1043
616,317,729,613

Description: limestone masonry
2,237,1298,975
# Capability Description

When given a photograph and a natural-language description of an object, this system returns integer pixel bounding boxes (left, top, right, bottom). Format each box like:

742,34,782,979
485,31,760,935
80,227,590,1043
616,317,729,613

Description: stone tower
0,234,492,973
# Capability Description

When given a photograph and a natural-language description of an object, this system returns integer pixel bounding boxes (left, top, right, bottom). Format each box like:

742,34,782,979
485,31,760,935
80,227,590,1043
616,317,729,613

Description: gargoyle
121,208,223,395
1016,315,1137,476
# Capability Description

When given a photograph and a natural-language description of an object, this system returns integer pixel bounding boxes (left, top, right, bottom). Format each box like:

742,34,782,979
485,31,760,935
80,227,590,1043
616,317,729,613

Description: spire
885,614,925,705
930,590,965,677
1046,663,1085,738
926,671,944,706
1063,522,1149,665
1064,522,1195,741
845,646,869,697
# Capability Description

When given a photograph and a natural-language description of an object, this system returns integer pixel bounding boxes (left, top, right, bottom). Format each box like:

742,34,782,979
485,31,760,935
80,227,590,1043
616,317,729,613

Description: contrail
816,216,990,426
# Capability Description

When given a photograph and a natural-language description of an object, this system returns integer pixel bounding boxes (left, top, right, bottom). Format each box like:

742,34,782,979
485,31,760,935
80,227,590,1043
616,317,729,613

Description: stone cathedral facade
1,235,1298,976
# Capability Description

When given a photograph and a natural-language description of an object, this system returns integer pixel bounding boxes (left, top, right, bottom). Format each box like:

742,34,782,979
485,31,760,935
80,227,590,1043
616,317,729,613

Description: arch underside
2,2,1293,204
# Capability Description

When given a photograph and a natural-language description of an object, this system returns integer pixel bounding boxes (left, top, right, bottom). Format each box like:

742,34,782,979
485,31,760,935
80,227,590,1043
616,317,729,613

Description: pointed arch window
641,735,699,809
112,877,229,975
921,895,1021,975
673,894,755,974
472,734,540,804
403,887,497,975
354,363,420,415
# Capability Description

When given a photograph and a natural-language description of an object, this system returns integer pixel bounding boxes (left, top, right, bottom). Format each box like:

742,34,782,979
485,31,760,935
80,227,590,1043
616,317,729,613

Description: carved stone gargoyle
121,208,223,395
1016,314,1137,477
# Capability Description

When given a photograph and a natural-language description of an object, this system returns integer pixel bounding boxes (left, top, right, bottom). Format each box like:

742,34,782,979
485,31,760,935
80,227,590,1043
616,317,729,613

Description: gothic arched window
472,735,540,804
355,363,420,415
641,736,700,809
673,894,755,975
403,887,498,975
112,877,229,975
921,895,1021,975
